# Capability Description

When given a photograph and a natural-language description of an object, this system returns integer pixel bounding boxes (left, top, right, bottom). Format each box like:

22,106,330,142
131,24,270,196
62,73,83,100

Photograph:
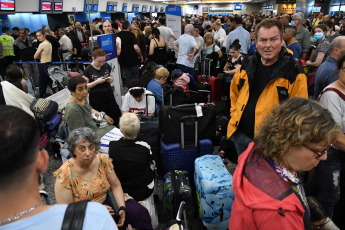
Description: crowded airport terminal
0,0,345,229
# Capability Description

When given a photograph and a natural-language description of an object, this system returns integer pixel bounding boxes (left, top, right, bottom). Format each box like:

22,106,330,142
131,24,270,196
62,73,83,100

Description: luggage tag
195,104,203,117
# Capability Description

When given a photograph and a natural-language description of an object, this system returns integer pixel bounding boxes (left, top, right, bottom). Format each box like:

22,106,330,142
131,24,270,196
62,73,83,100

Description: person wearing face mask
324,21,340,44
306,24,331,73
292,12,310,61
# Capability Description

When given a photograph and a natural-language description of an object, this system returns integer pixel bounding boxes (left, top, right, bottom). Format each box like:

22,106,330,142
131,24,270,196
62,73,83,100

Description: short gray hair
67,127,101,158
119,113,140,140
293,12,304,21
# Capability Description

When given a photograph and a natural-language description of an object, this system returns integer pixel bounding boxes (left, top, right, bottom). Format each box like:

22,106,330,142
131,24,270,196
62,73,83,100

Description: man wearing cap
173,24,199,77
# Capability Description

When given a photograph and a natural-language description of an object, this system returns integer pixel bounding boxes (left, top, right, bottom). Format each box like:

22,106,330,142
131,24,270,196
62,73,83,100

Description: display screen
155,6,158,12
234,5,242,10
42,1,52,11
160,7,163,12
142,6,146,12
152,12,157,17
93,4,98,11
0,0,15,11
149,6,152,12
113,5,117,11
123,3,127,12
88,4,92,11
108,5,112,11
54,2,62,11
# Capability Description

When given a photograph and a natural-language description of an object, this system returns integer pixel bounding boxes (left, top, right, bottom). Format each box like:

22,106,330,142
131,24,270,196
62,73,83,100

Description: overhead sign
263,5,273,9
166,6,182,39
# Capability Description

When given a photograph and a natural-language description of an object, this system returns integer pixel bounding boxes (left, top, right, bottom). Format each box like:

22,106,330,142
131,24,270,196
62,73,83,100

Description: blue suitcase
194,155,235,230
161,115,213,175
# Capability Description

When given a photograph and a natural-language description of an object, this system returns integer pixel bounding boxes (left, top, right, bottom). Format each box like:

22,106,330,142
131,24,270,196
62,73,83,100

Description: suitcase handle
180,115,198,149
145,93,156,116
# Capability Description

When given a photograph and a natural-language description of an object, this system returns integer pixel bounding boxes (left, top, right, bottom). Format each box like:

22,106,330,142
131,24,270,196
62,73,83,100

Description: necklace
72,95,85,105
0,202,44,226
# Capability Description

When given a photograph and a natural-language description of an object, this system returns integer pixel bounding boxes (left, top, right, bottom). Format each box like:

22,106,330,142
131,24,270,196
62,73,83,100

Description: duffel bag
160,103,216,144
30,98,58,121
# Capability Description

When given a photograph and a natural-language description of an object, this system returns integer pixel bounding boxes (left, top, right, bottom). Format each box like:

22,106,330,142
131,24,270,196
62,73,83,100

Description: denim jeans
232,129,253,156
123,65,139,86
313,147,345,217
177,64,194,78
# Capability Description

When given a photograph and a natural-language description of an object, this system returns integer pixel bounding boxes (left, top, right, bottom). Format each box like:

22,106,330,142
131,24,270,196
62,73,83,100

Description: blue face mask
290,21,296,26
314,32,324,40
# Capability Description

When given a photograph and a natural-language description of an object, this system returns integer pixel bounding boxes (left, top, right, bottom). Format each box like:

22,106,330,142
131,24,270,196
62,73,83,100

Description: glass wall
330,0,343,16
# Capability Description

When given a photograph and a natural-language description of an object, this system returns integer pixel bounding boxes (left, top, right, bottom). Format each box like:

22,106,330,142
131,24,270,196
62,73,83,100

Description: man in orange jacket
227,19,308,156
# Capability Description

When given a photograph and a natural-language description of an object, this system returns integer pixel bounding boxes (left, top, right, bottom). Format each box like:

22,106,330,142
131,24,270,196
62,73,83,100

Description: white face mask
327,31,331,36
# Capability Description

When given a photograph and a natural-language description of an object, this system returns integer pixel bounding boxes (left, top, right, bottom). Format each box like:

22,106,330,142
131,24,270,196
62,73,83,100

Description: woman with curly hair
229,97,340,230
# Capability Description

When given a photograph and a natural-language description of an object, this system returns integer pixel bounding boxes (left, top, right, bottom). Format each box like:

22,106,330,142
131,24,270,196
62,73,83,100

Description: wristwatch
118,206,127,213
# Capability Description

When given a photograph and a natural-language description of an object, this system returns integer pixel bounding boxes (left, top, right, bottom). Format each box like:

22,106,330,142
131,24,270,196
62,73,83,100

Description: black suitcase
159,104,216,144
163,84,210,106
137,94,163,174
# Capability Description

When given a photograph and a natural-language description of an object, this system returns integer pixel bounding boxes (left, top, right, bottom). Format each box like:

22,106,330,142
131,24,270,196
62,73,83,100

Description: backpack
30,98,58,121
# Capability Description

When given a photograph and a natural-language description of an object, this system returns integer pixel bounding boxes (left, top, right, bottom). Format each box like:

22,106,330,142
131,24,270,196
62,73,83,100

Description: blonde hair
203,32,215,44
144,26,152,35
155,67,169,81
120,113,140,140
254,97,340,165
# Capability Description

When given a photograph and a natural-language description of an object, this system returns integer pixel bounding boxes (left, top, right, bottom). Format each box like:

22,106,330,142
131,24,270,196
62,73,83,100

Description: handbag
30,98,58,121
61,200,89,230
91,112,109,128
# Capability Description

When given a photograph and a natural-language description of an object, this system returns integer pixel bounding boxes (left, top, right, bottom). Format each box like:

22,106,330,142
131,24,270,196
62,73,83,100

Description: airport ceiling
154,0,266,4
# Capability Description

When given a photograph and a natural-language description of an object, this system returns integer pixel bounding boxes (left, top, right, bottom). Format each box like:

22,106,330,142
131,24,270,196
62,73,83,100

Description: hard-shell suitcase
194,155,235,230
197,58,222,101
160,115,213,175
163,170,194,221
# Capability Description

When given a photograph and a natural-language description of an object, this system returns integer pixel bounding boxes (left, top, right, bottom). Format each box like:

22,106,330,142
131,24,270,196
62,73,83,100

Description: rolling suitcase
198,58,222,101
160,115,213,175
160,103,216,144
194,155,235,230
137,94,163,174
163,170,194,221
163,84,210,106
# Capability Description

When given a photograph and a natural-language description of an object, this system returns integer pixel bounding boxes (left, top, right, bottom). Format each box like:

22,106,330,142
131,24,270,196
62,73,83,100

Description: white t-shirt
121,90,155,114
59,35,73,51
174,34,198,68
0,202,117,230
158,26,174,48
195,36,204,59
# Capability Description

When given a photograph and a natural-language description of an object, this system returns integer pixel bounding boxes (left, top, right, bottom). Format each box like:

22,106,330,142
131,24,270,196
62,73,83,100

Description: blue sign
97,34,117,61
166,6,182,16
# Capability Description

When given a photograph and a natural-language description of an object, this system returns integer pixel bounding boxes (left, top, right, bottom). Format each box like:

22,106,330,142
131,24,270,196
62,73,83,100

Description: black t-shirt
117,31,138,67
45,35,61,62
83,63,112,93
239,60,277,137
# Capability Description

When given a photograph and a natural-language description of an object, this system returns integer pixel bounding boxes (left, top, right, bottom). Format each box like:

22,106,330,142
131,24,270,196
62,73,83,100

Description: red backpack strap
318,87,345,101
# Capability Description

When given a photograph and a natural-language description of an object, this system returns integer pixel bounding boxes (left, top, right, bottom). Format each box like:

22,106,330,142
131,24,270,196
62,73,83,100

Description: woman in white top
34,29,52,98
314,53,345,219
213,20,226,48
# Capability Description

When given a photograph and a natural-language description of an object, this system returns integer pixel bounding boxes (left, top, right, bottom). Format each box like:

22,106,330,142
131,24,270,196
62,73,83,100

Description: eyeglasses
303,144,331,159
311,219,331,229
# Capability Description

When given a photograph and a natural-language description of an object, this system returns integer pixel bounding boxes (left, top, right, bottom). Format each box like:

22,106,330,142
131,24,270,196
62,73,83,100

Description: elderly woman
54,127,153,229
306,24,331,73
109,113,155,203
54,127,126,227
65,76,114,137
229,97,340,229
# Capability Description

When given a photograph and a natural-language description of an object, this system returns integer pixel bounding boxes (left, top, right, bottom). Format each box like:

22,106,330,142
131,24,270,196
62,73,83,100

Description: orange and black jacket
227,47,308,138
